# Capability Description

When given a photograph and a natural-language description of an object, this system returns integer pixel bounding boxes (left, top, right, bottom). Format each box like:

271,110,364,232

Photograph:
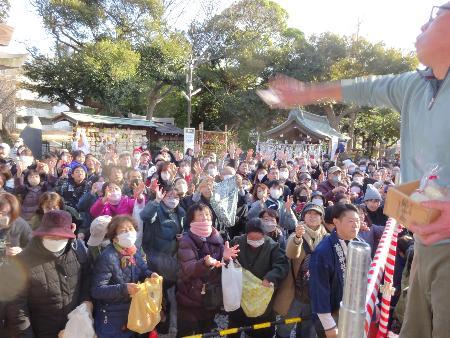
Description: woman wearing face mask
249,181,298,234
14,169,54,222
157,162,176,184
274,203,327,338
4,210,92,338
293,185,311,216
177,203,239,337
140,183,186,334
259,209,286,250
140,184,185,278
226,218,289,338
254,167,268,185
0,166,13,194
175,178,191,211
90,182,145,218
91,215,157,338
310,191,327,207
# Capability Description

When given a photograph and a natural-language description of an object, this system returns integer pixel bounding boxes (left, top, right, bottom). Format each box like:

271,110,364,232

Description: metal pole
338,241,371,338
187,60,193,128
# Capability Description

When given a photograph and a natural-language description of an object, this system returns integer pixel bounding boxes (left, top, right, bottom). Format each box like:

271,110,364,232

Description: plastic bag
127,275,163,334
241,269,274,318
222,259,243,312
62,303,95,338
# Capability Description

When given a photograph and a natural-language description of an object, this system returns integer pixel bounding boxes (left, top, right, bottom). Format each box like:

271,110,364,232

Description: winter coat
230,235,289,287
230,234,289,317
90,196,143,218
140,200,185,256
176,229,224,322
0,217,32,252
4,238,90,338
91,244,151,338
55,178,91,210
14,176,53,221
273,226,327,316
76,192,98,233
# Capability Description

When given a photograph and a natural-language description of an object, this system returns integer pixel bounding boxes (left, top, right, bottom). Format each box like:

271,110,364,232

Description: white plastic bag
62,303,95,338
222,259,243,312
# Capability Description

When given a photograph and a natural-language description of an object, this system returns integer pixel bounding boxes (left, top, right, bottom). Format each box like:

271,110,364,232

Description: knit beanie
364,184,382,201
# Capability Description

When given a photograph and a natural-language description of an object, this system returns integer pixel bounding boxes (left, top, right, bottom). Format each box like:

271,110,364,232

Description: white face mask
312,198,324,206
164,198,180,209
279,171,289,180
161,171,171,181
208,168,218,177
223,174,234,180
247,237,265,248
258,173,266,182
117,231,137,248
0,215,10,229
350,186,361,194
42,238,69,252
178,183,188,194
109,191,122,205
354,177,364,184
270,189,282,200
20,156,34,167
262,220,277,234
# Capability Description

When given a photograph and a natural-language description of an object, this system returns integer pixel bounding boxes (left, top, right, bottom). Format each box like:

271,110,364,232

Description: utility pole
182,57,201,128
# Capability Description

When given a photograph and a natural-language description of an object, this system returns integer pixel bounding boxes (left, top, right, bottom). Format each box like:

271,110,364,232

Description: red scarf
113,243,137,269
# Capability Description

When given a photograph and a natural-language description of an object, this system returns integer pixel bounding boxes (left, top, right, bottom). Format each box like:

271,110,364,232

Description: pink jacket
90,196,142,218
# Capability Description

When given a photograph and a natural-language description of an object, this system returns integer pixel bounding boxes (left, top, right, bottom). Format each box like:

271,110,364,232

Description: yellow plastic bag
127,276,163,334
241,269,274,318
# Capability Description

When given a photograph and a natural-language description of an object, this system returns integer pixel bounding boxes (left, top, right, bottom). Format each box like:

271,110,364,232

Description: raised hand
295,223,305,239
285,195,294,211
133,182,146,199
193,162,203,177
223,241,240,261
61,167,70,179
155,185,166,203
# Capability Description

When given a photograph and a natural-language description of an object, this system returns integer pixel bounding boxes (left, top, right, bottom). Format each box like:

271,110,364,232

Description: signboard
184,128,196,155
196,130,228,156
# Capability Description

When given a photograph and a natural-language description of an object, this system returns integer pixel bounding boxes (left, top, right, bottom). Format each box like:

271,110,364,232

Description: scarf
302,222,328,250
113,242,137,269
190,221,213,238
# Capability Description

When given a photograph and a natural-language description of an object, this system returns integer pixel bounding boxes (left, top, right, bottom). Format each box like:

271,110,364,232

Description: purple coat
176,228,224,320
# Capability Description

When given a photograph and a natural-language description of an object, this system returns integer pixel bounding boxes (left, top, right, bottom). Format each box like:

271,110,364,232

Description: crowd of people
0,137,413,338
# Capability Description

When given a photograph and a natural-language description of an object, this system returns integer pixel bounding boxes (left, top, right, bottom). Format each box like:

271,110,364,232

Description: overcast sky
6,0,438,54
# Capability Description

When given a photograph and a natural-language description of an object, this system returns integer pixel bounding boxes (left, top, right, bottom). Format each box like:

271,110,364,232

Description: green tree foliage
25,0,189,117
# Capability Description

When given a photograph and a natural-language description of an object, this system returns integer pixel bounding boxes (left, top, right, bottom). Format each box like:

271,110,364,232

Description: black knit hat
246,217,265,234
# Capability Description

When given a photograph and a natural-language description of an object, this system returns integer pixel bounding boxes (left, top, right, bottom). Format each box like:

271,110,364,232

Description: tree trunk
347,112,357,151
145,83,174,120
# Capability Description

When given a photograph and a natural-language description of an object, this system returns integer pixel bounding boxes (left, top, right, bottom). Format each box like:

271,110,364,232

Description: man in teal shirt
261,3,450,338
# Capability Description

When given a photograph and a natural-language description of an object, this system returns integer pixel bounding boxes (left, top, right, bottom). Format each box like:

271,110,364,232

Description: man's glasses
430,5,450,22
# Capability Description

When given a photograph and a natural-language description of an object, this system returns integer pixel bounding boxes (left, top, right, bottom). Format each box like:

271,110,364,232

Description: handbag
222,259,243,312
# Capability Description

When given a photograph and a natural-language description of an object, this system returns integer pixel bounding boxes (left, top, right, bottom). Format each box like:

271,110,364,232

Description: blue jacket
91,244,151,310
140,200,185,256
309,230,366,315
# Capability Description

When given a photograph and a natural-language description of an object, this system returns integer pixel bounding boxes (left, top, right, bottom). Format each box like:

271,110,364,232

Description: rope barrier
182,317,302,338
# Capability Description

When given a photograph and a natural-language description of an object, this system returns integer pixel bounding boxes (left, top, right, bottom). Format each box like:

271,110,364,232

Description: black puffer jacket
4,237,90,338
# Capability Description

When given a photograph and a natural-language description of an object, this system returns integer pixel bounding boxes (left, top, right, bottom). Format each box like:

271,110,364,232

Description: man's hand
325,328,338,338
409,200,450,245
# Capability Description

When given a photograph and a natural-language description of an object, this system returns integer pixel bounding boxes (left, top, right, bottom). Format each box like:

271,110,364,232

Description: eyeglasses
429,5,450,22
